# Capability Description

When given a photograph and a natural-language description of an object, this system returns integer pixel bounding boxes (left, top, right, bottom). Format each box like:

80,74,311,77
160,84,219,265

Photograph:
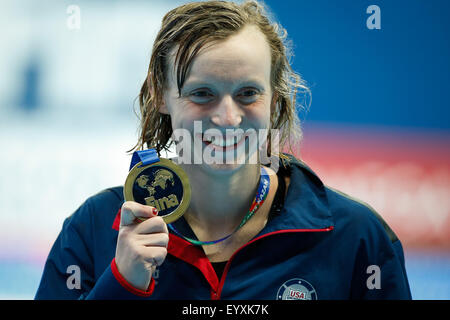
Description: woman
35,1,411,300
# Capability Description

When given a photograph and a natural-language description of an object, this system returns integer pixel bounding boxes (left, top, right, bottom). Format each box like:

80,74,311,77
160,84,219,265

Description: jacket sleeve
349,215,412,300
34,196,155,300
34,201,96,299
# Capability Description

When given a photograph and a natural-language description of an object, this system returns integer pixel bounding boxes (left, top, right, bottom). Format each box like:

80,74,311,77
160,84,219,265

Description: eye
192,90,211,97
237,88,260,103
239,89,258,96
189,89,214,104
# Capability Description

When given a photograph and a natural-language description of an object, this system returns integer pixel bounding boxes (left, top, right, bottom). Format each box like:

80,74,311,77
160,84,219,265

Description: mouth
198,133,247,151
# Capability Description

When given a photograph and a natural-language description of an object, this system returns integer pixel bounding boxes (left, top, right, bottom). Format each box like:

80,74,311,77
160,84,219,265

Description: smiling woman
35,0,412,300
161,25,273,175
136,1,307,159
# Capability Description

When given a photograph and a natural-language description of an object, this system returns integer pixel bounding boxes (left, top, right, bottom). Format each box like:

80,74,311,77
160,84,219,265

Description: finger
136,233,169,247
135,216,168,235
141,246,168,267
120,201,158,227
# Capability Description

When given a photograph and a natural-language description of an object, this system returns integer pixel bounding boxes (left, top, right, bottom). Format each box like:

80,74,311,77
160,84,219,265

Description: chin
195,162,261,179
197,148,260,176
202,161,245,175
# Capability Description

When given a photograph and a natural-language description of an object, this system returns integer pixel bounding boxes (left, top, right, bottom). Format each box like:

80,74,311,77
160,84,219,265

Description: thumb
120,201,158,227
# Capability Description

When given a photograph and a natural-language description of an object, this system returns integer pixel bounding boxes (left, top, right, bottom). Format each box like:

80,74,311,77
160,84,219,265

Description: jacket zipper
211,226,334,300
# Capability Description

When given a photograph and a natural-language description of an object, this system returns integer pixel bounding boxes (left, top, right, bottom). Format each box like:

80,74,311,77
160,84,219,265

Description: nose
210,95,243,127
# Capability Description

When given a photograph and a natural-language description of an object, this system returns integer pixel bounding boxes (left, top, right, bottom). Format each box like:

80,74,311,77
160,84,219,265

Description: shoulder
282,154,398,244
66,186,124,229
325,186,398,243
85,186,124,212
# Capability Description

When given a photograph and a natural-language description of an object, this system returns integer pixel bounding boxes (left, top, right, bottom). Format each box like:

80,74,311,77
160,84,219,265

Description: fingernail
152,208,158,216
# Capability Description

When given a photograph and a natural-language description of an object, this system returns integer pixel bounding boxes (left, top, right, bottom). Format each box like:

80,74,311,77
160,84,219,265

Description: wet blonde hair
133,0,310,160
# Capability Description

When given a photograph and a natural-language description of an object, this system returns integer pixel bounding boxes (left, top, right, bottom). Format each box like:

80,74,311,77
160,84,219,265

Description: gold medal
124,158,191,224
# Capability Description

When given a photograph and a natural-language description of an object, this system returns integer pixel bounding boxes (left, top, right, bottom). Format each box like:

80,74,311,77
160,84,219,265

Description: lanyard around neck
168,166,270,246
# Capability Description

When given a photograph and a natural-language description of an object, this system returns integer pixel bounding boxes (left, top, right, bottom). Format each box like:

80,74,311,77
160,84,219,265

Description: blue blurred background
0,0,448,299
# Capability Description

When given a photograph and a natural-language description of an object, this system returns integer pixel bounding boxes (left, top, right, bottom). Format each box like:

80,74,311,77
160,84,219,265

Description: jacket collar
258,154,334,235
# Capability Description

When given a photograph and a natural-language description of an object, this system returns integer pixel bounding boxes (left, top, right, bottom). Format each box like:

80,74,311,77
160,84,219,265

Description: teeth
216,139,235,147
203,134,243,147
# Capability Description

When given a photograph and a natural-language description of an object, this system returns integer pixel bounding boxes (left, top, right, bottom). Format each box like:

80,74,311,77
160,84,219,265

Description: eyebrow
181,78,266,92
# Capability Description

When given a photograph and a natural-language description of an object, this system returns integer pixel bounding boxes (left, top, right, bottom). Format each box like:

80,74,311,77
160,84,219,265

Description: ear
159,100,169,115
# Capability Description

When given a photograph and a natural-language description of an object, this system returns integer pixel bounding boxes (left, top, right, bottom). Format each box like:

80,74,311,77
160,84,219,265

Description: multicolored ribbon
168,166,270,246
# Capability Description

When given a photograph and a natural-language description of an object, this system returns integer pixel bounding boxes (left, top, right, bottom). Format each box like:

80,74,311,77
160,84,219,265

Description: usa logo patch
276,278,318,300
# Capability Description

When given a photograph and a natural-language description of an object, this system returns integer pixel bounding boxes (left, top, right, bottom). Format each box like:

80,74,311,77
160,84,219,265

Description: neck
180,163,261,236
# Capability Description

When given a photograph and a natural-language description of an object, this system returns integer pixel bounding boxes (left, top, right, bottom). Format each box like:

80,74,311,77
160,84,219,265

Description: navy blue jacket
35,156,412,300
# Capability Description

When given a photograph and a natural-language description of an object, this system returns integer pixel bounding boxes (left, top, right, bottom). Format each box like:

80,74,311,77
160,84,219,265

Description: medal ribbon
129,149,271,246
168,166,270,246
129,149,160,170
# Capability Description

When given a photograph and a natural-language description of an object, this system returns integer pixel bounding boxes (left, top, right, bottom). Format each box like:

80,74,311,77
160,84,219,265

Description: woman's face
161,25,273,174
